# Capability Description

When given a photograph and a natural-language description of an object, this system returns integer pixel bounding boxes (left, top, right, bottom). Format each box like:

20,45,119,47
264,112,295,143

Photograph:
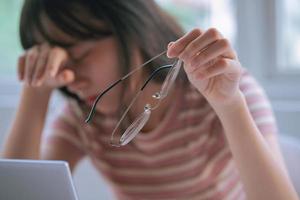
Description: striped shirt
45,69,278,200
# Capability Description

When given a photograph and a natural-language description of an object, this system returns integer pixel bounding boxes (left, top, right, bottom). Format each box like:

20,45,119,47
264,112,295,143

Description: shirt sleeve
239,69,279,137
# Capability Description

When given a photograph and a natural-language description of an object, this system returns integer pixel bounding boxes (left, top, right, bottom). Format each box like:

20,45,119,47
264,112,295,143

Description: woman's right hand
18,43,75,89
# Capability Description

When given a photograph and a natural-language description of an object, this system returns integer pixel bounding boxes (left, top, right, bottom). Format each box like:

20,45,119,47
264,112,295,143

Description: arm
1,85,83,172
1,85,52,159
213,91,298,200
1,44,79,170
264,134,290,178
167,28,299,200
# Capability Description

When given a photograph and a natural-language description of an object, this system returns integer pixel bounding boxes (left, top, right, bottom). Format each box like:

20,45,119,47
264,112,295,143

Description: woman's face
41,17,142,114
68,38,124,112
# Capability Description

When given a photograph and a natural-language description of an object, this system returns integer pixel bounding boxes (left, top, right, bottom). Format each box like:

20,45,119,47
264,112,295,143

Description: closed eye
72,48,91,62
69,32,113,62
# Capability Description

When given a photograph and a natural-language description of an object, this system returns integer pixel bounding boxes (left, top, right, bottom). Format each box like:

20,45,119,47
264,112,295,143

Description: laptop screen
0,159,78,200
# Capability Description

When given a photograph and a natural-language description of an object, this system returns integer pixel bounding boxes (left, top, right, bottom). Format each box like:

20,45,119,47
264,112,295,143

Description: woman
2,0,298,199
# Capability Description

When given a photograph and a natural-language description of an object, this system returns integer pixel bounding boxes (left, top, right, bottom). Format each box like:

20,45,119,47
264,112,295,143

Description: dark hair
19,0,188,103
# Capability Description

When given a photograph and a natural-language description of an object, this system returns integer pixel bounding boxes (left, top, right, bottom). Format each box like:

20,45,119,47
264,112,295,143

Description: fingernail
168,42,174,48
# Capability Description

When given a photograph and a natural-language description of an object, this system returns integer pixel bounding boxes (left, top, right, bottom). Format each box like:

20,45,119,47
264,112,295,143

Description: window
0,0,22,78
235,0,300,96
0,1,23,108
277,0,300,71
235,0,300,136
156,0,236,42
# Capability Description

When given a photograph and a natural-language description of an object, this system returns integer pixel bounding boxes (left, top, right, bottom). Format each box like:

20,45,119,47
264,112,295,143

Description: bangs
20,1,112,49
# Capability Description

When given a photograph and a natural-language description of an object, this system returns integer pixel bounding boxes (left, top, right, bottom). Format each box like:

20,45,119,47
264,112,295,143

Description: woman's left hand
167,28,243,107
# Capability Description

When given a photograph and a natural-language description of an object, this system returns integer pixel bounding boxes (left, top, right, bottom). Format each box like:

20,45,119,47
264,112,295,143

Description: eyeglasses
85,50,182,147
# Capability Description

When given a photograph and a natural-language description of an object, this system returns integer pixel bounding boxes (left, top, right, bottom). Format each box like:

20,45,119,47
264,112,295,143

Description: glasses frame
85,50,182,146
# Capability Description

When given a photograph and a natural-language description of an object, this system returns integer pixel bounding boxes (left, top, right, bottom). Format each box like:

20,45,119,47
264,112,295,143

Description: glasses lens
159,60,182,99
119,108,151,146
110,63,176,146
85,76,135,142
110,87,157,147
88,53,179,147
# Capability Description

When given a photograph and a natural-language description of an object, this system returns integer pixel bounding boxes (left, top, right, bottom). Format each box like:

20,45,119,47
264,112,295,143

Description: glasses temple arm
122,50,167,80
85,79,122,123
85,50,168,123
141,64,173,90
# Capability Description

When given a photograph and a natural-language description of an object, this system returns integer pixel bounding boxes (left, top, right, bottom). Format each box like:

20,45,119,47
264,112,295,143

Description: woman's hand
18,43,75,89
167,28,243,107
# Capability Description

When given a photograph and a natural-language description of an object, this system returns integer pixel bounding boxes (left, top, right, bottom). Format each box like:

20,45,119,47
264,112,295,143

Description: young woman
2,0,298,199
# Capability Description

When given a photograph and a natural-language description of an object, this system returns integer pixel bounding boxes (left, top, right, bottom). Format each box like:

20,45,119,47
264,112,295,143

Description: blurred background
0,0,299,199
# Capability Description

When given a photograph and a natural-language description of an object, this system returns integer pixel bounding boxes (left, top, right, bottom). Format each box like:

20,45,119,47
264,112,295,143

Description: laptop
0,159,79,200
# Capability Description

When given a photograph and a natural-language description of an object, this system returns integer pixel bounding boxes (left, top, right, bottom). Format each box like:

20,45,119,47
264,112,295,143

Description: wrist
22,84,54,99
210,90,246,116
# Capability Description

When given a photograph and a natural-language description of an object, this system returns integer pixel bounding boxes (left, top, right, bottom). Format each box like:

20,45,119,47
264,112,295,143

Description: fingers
19,43,71,88
24,46,39,84
46,46,68,77
56,69,75,86
17,54,26,81
193,58,239,80
189,38,235,70
168,28,238,75
31,43,49,86
179,28,223,61
167,28,203,58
